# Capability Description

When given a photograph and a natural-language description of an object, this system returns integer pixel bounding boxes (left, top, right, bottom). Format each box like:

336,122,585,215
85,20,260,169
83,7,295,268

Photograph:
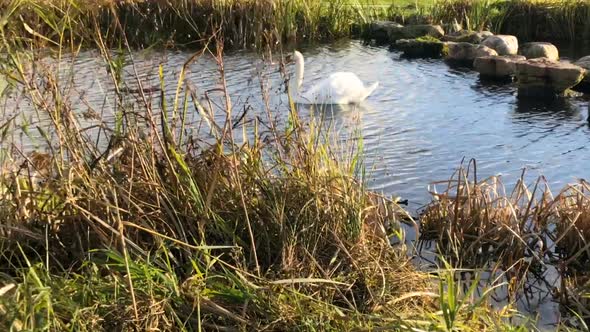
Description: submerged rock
445,42,497,63
519,42,559,61
481,35,519,55
516,58,585,98
394,37,448,58
443,30,493,44
474,55,526,79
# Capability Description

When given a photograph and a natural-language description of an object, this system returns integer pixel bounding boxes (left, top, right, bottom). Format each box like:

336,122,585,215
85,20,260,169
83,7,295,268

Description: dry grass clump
420,160,553,270
552,181,590,272
419,161,590,327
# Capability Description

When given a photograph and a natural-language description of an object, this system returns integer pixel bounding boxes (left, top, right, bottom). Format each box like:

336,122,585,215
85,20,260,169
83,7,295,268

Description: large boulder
394,37,448,58
519,42,559,61
481,35,519,55
389,24,445,41
474,55,526,79
516,58,585,98
368,21,404,44
445,42,497,63
443,30,493,44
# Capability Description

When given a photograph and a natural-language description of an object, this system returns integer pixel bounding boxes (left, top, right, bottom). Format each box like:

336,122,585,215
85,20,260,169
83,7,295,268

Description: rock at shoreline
394,38,448,58
367,22,445,44
369,21,404,44
393,24,445,41
445,42,497,63
474,55,526,78
516,58,585,98
481,35,519,55
519,42,559,61
573,55,590,92
575,55,590,81
443,30,493,44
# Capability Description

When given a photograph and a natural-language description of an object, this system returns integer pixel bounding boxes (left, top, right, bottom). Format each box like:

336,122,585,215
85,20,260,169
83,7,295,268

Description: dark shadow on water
471,76,516,96
512,97,582,123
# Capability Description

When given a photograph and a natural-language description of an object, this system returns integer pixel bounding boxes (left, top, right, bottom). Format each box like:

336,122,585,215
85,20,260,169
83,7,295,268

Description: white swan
288,50,379,105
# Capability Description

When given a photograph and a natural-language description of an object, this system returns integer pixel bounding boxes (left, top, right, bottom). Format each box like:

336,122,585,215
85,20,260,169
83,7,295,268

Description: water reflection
297,101,375,122
513,97,582,120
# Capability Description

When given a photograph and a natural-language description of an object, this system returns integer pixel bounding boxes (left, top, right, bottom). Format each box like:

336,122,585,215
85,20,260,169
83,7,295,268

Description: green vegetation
1,0,590,331
426,0,590,41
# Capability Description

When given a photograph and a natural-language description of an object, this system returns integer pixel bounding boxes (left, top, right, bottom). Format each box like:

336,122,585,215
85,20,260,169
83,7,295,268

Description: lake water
4,39,589,209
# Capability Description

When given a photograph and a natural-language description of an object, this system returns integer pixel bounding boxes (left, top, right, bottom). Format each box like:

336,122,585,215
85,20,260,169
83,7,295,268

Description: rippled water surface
3,40,590,207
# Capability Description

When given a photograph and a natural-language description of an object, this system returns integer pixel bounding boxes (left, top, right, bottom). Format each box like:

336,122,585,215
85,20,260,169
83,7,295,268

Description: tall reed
0,0,385,50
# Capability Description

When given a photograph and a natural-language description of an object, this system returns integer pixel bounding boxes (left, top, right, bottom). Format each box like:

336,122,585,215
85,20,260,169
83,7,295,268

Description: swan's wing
301,72,367,104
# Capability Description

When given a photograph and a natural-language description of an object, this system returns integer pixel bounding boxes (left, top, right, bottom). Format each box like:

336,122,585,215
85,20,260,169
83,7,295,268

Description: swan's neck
289,55,304,97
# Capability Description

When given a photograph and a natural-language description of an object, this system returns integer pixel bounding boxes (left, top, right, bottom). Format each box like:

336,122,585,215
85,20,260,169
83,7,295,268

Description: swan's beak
285,54,294,64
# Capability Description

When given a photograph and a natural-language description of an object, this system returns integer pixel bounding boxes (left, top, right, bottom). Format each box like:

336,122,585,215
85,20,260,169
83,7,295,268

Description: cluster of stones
367,21,589,99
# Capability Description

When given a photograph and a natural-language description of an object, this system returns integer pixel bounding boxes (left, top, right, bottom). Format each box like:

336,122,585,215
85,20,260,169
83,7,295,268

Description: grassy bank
3,0,590,53
384,0,590,42
431,0,590,41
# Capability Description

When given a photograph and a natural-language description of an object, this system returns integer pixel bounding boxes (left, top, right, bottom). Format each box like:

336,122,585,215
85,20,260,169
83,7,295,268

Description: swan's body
290,51,378,105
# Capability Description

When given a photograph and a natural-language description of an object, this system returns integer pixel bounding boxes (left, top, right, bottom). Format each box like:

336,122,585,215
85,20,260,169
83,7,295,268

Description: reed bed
418,160,590,326
420,161,553,268
0,0,388,50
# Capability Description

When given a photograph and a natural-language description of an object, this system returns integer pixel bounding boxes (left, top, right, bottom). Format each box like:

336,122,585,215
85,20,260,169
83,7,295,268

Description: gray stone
575,55,590,82
369,21,404,43
445,42,497,63
367,22,445,43
519,42,559,61
474,55,526,78
481,35,519,55
395,38,447,58
389,24,445,41
443,30,493,44
516,58,585,98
